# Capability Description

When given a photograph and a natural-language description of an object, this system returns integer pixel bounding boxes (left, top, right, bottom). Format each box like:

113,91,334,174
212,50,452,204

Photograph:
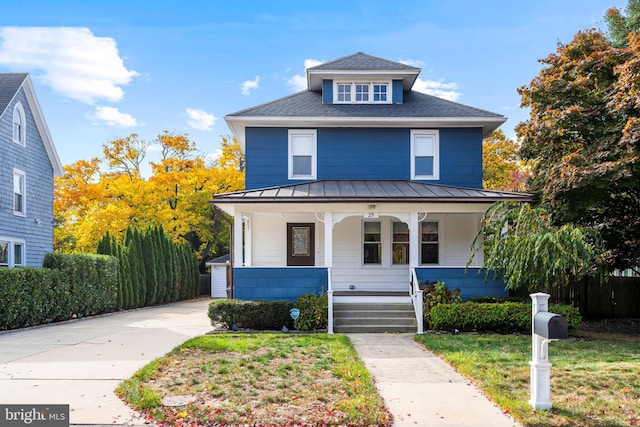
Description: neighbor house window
288,130,317,179
363,221,382,264
420,221,439,264
392,221,409,265
334,82,390,104
411,130,439,180
13,169,26,216
0,238,25,267
13,102,26,146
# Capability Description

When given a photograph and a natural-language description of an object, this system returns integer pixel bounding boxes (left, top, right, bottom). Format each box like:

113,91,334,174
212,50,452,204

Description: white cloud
399,58,425,67
186,108,217,131
241,76,260,95
0,26,138,104
93,106,137,127
412,78,461,102
287,58,323,92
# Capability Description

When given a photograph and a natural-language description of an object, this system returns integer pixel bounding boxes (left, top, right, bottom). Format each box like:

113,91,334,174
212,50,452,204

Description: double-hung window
363,221,382,264
13,102,26,146
411,130,439,180
392,222,409,265
420,221,439,264
288,130,317,180
334,82,390,104
13,169,26,216
0,238,25,267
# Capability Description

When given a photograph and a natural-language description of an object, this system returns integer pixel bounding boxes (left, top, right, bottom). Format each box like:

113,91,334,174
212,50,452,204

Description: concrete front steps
333,300,418,333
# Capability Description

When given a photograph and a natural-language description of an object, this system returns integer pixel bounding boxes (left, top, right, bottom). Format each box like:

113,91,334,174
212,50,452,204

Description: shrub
208,299,294,330
431,301,581,334
422,281,461,329
294,293,328,331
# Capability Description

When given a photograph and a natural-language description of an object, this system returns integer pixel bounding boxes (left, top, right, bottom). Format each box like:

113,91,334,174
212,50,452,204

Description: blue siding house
213,53,530,332
0,74,62,267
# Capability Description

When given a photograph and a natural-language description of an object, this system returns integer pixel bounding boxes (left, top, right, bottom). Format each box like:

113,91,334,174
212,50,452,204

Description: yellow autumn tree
54,132,244,256
482,129,529,192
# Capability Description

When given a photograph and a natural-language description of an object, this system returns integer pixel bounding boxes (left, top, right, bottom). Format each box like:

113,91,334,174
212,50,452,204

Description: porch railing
410,267,424,334
327,267,334,334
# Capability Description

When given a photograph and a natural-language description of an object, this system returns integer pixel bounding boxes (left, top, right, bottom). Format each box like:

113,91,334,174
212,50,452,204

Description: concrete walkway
1,300,521,426
0,298,213,426
347,333,522,427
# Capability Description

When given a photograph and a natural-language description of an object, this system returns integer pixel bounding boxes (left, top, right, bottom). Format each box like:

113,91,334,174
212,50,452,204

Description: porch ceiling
212,180,533,205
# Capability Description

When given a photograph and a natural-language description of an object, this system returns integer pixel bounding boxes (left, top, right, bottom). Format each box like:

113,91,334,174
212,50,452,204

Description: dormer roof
307,52,420,91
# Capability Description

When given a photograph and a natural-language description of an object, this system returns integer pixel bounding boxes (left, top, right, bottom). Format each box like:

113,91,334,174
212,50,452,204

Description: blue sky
0,0,629,167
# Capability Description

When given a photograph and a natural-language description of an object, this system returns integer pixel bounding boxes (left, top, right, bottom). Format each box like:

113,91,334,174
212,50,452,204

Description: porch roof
211,180,533,204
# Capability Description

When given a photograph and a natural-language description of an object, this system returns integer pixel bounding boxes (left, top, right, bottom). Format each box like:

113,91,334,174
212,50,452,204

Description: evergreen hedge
430,301,582,334
208,299,295,330
97,225,199,308
0,254,117,330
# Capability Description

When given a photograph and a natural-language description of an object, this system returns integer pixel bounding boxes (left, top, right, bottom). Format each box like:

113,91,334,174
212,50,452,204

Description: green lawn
415,332,640,427
117,334,392,426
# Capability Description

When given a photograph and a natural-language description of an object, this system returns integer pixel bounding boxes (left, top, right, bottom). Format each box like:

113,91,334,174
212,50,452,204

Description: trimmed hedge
1,253,118,330
208,300,294,330
294,293,328,331
431,302,581,334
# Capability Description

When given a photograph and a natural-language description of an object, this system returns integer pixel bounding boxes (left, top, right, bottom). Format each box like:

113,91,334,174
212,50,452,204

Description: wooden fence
550,276,640,319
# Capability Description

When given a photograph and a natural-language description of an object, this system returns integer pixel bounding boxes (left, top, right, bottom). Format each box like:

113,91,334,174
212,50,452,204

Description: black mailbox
533,312,568,339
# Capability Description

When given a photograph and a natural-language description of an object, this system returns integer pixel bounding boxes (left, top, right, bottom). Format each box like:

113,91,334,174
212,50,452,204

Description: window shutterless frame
288,129,317,180
411,129,440,180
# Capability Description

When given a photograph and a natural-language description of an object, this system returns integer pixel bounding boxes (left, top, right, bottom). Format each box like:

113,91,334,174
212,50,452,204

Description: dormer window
334,81,390,104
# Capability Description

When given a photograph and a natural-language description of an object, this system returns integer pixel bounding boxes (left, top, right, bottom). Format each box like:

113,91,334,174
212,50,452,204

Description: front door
287,223,315,266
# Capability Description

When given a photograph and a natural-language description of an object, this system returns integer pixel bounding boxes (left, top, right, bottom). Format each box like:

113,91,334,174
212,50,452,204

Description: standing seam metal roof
212,180,533,203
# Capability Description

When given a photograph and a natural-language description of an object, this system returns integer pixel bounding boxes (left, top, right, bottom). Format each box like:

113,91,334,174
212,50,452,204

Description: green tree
470,202,599,292
517,28,640,272
605,0,640,47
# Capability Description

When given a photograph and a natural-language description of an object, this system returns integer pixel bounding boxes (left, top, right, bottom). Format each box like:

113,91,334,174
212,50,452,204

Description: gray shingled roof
212,180,532,204
0,73,28,117
227,90,502,119
308,52,419,72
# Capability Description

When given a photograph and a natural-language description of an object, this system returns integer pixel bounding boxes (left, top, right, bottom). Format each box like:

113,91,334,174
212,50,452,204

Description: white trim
411,129,440,180
0,236,26,267
13,168,26,217
362,219,383,266
288,129,317,180
20,76,63,175
225,115,506,152
12,102,26,146
333,81,392,104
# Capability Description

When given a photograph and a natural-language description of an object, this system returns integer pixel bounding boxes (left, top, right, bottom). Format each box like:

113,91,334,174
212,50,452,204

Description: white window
288,130,317,180
0,238,26,267
334,82,391,104
411,130,439,180
363,221,382,265
13,169,26,216
13,102,26,146
392,221,409,265
420,221,439,264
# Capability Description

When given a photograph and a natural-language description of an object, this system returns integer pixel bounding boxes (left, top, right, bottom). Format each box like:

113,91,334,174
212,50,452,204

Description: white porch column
324,211,334,334
233,212,244,267
244,214,252,267
409,211,420,268
324,212,333,268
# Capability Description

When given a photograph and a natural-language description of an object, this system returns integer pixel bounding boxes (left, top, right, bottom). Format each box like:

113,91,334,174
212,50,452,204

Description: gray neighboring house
0,73,63,267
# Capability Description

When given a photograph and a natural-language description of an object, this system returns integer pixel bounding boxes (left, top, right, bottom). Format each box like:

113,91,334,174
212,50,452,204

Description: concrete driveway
0,298,213,425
